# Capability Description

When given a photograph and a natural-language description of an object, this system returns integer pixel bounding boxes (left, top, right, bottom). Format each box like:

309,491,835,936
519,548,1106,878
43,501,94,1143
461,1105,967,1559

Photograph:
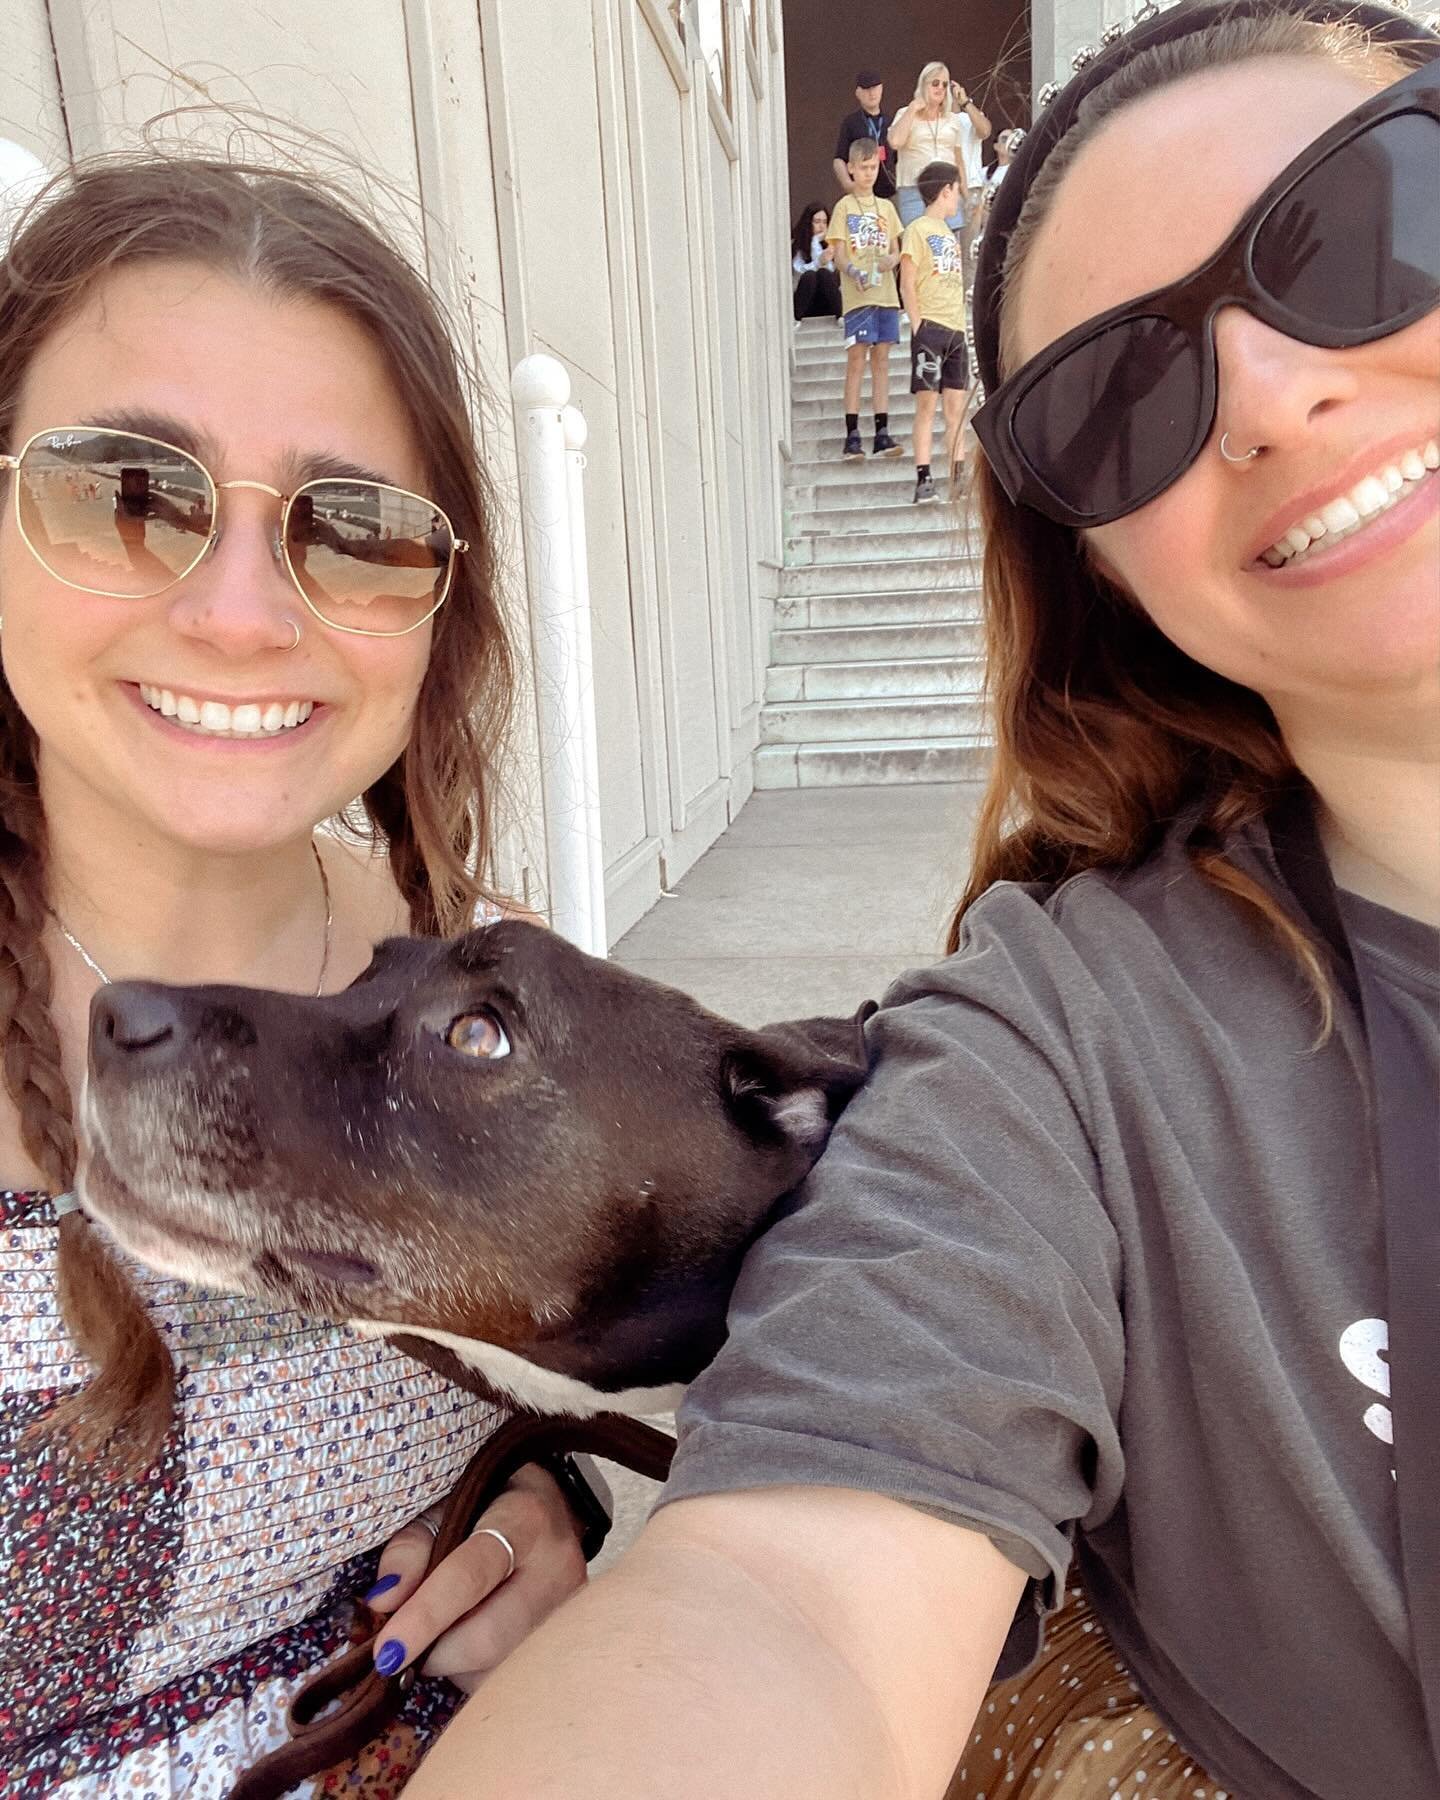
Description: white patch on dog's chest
348,1319,684,1418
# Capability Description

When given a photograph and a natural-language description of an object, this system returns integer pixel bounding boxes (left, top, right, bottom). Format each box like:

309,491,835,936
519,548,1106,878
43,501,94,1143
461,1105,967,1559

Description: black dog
80,921,873,1417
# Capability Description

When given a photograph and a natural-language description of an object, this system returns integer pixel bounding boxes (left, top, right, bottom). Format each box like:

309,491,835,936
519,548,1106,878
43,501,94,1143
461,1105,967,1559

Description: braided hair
0,152,515,1475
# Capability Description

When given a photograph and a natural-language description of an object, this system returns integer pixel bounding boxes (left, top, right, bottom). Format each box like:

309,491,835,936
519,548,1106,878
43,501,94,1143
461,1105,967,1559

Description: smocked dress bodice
1,1188,500,1796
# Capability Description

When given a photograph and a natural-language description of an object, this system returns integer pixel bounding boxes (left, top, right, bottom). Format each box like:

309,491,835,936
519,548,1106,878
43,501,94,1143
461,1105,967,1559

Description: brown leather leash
228,1411,677,1800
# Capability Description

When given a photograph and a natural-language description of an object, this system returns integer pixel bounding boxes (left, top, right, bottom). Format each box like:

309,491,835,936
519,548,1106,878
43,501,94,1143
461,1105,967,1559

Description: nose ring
282,618,302,651
1219,432,1262,464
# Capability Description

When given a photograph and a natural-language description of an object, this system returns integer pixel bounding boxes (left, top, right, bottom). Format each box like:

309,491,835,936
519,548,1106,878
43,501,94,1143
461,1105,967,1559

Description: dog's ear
721,1001,877,1156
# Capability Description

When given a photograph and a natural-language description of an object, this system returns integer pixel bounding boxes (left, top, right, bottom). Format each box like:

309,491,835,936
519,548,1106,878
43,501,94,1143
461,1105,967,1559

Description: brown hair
0,153,515,1473
917,160,963,205
950,10,1413,998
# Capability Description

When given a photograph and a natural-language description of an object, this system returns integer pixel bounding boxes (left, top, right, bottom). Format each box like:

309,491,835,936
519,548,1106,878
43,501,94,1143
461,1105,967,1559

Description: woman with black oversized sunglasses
404,5,1440,1799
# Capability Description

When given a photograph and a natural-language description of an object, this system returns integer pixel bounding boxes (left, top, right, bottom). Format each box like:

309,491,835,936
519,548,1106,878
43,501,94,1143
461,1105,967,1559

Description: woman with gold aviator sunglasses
0,158,596,1793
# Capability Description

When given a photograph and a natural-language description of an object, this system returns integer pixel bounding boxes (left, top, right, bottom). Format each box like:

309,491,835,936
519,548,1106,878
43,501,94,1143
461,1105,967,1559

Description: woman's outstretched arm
408,1484,1026,1800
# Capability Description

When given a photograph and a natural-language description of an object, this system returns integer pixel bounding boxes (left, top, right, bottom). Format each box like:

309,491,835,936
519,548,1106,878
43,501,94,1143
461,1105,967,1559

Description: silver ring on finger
474,1525,517,1581
413,1508,443,1540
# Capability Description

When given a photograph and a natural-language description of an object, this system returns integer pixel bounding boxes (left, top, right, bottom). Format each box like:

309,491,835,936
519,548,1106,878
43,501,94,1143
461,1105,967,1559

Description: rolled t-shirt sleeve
661,887,1127,1633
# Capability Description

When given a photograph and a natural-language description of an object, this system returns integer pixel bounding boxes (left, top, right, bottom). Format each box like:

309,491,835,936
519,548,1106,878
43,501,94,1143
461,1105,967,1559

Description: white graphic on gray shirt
1338,1317,1393,1453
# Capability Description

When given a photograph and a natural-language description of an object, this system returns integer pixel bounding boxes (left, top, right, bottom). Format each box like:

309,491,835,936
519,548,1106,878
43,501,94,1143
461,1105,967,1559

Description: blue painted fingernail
363,1573,401,1604
375,1638,407,1677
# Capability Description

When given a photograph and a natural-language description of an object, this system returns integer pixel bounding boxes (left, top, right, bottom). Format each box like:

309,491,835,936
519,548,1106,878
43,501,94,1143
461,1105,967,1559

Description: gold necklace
49,840,334,996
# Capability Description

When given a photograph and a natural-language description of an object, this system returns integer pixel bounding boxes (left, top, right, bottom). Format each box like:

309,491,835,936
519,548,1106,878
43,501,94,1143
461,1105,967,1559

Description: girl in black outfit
791,201,841,320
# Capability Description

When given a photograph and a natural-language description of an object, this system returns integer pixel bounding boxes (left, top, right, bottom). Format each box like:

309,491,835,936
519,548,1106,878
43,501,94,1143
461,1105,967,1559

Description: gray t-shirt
661,816,1439,1799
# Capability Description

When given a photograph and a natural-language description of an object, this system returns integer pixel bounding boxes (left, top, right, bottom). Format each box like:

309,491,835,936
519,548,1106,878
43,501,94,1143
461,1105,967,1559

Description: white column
511,353,607,958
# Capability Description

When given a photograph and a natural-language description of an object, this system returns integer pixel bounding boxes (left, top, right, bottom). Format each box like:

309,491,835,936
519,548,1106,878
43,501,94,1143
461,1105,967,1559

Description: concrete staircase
756,316,992,789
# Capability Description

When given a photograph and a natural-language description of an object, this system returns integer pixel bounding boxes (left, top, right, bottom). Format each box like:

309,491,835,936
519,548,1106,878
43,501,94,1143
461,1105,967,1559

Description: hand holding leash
365,1461,586,1693
228,1412,677,1800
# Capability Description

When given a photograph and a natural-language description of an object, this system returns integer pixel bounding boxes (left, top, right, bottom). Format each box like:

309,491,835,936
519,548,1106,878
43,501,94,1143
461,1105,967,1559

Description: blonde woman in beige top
889,61,991,266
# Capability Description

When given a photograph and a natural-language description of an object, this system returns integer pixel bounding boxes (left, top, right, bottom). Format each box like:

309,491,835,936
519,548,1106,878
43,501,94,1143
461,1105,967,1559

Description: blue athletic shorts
843,305,901,347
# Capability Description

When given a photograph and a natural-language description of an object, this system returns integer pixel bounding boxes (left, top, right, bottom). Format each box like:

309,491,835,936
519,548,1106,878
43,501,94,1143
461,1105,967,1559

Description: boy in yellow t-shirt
898,160,972,503
825,139,904,459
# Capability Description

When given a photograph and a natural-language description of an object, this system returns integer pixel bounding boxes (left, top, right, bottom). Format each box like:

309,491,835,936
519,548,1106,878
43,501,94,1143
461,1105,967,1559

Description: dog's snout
90,984,184,1072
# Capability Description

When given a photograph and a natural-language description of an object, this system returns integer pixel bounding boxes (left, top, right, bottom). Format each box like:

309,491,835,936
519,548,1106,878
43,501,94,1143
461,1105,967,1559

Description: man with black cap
832,71,896,199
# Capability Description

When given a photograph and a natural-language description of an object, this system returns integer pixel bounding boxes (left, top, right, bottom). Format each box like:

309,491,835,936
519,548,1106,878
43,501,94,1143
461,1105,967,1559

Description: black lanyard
1268,786,1440,1772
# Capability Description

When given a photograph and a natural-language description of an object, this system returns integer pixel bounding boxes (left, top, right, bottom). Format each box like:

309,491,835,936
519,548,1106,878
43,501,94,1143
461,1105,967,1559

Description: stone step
761,692,986,745
769,616,985,663
791,369,932,396
785,523,974,565
787,437,916,470
786,456,964,491
779,554,981,597
785,467,981,521
790,351,931,382
789,422,925,459
788,496,982,536
789,399,922,428
791,364,923,387
765,653,985,703
754,736,993,789
775,585,981,628
791,390,925,424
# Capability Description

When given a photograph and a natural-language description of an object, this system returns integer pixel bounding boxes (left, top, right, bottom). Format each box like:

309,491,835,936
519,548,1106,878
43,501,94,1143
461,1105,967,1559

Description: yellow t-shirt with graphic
900,215,967,333
826,194,903,313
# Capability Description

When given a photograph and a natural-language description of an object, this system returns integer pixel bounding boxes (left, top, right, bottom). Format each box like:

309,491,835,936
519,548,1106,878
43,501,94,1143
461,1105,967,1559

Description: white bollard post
511,354,607,957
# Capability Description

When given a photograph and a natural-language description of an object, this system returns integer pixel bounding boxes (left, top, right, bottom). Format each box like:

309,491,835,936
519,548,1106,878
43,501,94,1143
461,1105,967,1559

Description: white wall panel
629,25,724,835
705,124,756,738
0,0,70,164
492,1,649,873
562,366,650,864
47,0,422,186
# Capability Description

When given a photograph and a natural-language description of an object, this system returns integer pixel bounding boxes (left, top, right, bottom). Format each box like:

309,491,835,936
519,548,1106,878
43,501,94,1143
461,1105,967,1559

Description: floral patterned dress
1,1189,502,1797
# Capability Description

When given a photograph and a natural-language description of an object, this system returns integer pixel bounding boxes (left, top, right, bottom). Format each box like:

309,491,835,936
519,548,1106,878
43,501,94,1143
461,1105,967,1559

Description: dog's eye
445,1010,511,1060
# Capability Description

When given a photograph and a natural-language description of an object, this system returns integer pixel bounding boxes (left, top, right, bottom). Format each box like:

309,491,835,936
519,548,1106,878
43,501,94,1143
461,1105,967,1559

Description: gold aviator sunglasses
0,426,468,637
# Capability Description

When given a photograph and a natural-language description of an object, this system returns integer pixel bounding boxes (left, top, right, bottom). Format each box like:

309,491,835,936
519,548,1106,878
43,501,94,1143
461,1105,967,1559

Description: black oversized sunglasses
973,58,1440,528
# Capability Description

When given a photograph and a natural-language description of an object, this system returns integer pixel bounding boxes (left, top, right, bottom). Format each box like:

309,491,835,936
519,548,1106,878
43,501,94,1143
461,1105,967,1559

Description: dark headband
973,0,1440,392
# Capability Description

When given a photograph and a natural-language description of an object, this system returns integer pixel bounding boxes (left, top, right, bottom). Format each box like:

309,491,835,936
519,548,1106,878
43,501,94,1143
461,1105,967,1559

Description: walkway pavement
611,780,985,1024
592,780,985,1563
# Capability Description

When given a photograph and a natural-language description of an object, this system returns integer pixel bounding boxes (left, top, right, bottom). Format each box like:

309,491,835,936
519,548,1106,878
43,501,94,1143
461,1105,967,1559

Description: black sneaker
872,429,904,458
912,474,938,505
842,429,865,459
